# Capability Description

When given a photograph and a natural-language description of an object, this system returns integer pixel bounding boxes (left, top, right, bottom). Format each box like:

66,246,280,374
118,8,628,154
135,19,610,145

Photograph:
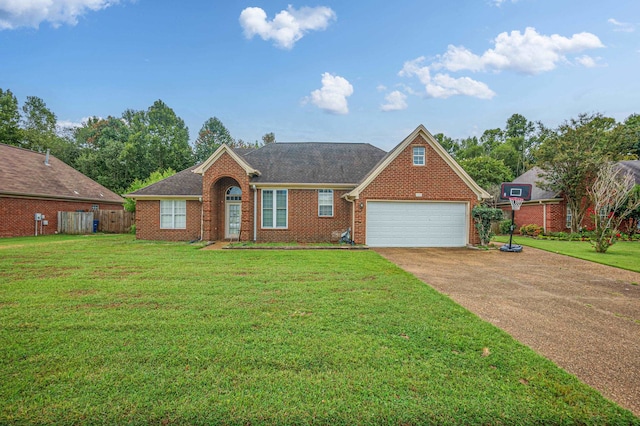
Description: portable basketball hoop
499,183,532,253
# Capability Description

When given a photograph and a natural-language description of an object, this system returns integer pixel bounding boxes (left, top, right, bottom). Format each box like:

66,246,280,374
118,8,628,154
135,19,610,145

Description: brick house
0,143,124,237
499,161,640,233
128,125,490,246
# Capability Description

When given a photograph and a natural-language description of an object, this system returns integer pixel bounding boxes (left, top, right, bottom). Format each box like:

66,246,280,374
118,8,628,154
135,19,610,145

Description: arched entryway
208,177,243,241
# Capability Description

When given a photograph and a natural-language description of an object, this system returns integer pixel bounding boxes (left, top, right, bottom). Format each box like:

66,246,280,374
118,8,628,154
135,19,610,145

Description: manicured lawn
493,235,640,273
1,235,637,424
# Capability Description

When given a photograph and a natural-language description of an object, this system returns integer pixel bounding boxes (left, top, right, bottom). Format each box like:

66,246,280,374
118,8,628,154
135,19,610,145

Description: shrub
499,219,513,235
472,205,504,246
519,224,543,237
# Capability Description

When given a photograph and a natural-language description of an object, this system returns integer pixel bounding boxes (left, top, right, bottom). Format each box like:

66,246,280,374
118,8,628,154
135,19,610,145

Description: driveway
375,246,640,416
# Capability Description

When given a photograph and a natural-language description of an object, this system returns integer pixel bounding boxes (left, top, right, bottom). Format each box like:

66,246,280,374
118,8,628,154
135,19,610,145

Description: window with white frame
262,189,287,228
318,189,333,217
413,146,425,166
160,200,186,229
565,208,572,229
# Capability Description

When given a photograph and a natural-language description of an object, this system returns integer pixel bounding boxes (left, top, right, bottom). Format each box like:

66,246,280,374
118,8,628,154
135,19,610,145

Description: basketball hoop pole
500,197,524,253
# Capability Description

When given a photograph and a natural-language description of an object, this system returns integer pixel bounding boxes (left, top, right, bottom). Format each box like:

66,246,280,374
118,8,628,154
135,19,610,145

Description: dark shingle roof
128,143,388,197
513,167,560,200
128,165,202,197
618,160,640,185
0,143,124,203
243,142,386,184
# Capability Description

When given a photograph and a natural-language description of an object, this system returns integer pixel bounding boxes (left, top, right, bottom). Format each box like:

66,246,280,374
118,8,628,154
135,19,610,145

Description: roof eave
192,144,261,176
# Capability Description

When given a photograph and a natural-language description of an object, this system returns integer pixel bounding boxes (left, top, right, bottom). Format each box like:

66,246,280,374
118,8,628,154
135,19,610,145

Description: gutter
199,196,204,241
252,185,257,242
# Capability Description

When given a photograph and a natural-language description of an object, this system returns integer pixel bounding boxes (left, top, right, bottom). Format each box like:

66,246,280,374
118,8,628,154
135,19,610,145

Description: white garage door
366,201,467,247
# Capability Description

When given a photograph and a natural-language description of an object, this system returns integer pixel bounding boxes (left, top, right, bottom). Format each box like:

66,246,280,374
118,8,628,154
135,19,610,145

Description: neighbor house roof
0,143,124,203
618,160,640,185
513,166,561,201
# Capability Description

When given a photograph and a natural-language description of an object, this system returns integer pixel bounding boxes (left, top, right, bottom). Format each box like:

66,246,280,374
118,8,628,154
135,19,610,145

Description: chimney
45,149,50,166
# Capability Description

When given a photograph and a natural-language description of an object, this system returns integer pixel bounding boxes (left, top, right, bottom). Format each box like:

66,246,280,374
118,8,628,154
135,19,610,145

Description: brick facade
353,135,482,245
134,199,201,241
0,196,123,238
500,202,568,233
255,189,351,243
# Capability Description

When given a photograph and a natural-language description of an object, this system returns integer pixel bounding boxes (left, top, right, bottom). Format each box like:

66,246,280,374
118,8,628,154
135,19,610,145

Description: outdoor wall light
359,202,364,209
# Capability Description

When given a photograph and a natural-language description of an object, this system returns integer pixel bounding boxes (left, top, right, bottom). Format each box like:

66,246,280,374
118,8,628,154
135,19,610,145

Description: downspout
542,202,547,234
345,196,356,243
252,185,257,242
199,196,204,241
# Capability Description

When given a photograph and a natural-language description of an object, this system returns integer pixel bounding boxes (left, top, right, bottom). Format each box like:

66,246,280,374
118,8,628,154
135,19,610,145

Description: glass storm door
226,203,241,239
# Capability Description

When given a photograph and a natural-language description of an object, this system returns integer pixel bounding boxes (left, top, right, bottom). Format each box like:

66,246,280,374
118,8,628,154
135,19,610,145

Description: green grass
1,235,637,425
494,235,640,273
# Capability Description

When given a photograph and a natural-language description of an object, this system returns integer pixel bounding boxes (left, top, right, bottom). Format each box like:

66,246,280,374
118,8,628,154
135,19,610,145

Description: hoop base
500,244,523,253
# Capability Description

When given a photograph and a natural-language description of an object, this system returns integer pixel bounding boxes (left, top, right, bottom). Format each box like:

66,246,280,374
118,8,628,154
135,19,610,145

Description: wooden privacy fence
96,210,134,233
58,211,94,234
57,210,135,234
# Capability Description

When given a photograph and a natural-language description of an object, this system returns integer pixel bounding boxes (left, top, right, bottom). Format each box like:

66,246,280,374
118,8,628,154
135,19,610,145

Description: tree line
1,88,638,219
0,88,275,194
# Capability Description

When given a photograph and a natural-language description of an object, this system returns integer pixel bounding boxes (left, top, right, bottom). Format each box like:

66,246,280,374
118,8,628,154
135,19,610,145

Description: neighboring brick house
128,125,491,247
0,143,124,237
499,161,640,233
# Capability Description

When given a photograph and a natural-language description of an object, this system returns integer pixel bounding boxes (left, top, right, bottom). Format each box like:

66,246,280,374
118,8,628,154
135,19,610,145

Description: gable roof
0,143,124,203
192,144,260,176
244,142,386,185
126,165,202,199
346,125,491,200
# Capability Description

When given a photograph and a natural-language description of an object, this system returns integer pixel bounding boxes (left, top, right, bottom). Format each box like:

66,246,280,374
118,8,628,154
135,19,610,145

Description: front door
225,203,241,239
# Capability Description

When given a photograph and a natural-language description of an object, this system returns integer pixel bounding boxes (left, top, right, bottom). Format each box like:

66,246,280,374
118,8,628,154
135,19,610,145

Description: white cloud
380,91,408,111
492,0,519,6
399,57,495,100
574,55,603,68
608,18,635,33
0,0,124,30
239,5,336,49
436,27,604,75
308,72,353,115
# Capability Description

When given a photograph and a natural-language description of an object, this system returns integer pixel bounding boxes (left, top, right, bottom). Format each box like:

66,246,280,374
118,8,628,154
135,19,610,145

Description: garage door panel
366,202,467,247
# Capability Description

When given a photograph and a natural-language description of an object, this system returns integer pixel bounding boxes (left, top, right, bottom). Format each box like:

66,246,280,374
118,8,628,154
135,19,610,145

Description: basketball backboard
499,183,532,201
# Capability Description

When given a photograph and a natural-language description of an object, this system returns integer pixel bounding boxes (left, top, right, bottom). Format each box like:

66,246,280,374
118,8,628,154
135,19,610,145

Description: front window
413,146,425,166
565,208,572,229
318,189,333,217
226,186,242,201
160,200,186,229
262,189,287,228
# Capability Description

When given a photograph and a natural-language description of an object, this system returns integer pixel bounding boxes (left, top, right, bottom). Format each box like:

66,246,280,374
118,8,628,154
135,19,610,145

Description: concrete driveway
375,246,640,416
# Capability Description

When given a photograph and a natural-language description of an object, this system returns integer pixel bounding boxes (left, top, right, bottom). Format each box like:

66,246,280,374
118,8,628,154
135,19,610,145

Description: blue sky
1,0,638,151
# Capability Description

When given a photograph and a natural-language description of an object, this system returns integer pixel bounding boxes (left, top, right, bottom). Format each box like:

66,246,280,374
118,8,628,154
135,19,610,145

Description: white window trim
318,189,334,217
413,146,425,166
565,208,572,229
160,200,187,229
261,189,288,229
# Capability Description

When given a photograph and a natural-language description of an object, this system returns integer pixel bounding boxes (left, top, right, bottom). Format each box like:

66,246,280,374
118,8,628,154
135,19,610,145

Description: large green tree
458,156,513,191
74,116,132,193
194,117,234,163
21,96,57,151
0,88,22,146
536,113,632,232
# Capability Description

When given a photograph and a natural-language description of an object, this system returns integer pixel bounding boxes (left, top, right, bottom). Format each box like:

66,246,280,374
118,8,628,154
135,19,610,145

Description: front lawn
1,235,637,424
493,235,640,273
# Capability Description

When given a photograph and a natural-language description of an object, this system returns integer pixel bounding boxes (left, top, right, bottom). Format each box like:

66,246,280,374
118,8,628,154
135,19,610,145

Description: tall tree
536,113,631,232
0,88,22,146
194,117,234,163
21,96,57,152
504,113,536,177
433,133,459,157
74,116,132,193
262,132,276,145
145,100,193,172
458,156,513,191
620,113,640,158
